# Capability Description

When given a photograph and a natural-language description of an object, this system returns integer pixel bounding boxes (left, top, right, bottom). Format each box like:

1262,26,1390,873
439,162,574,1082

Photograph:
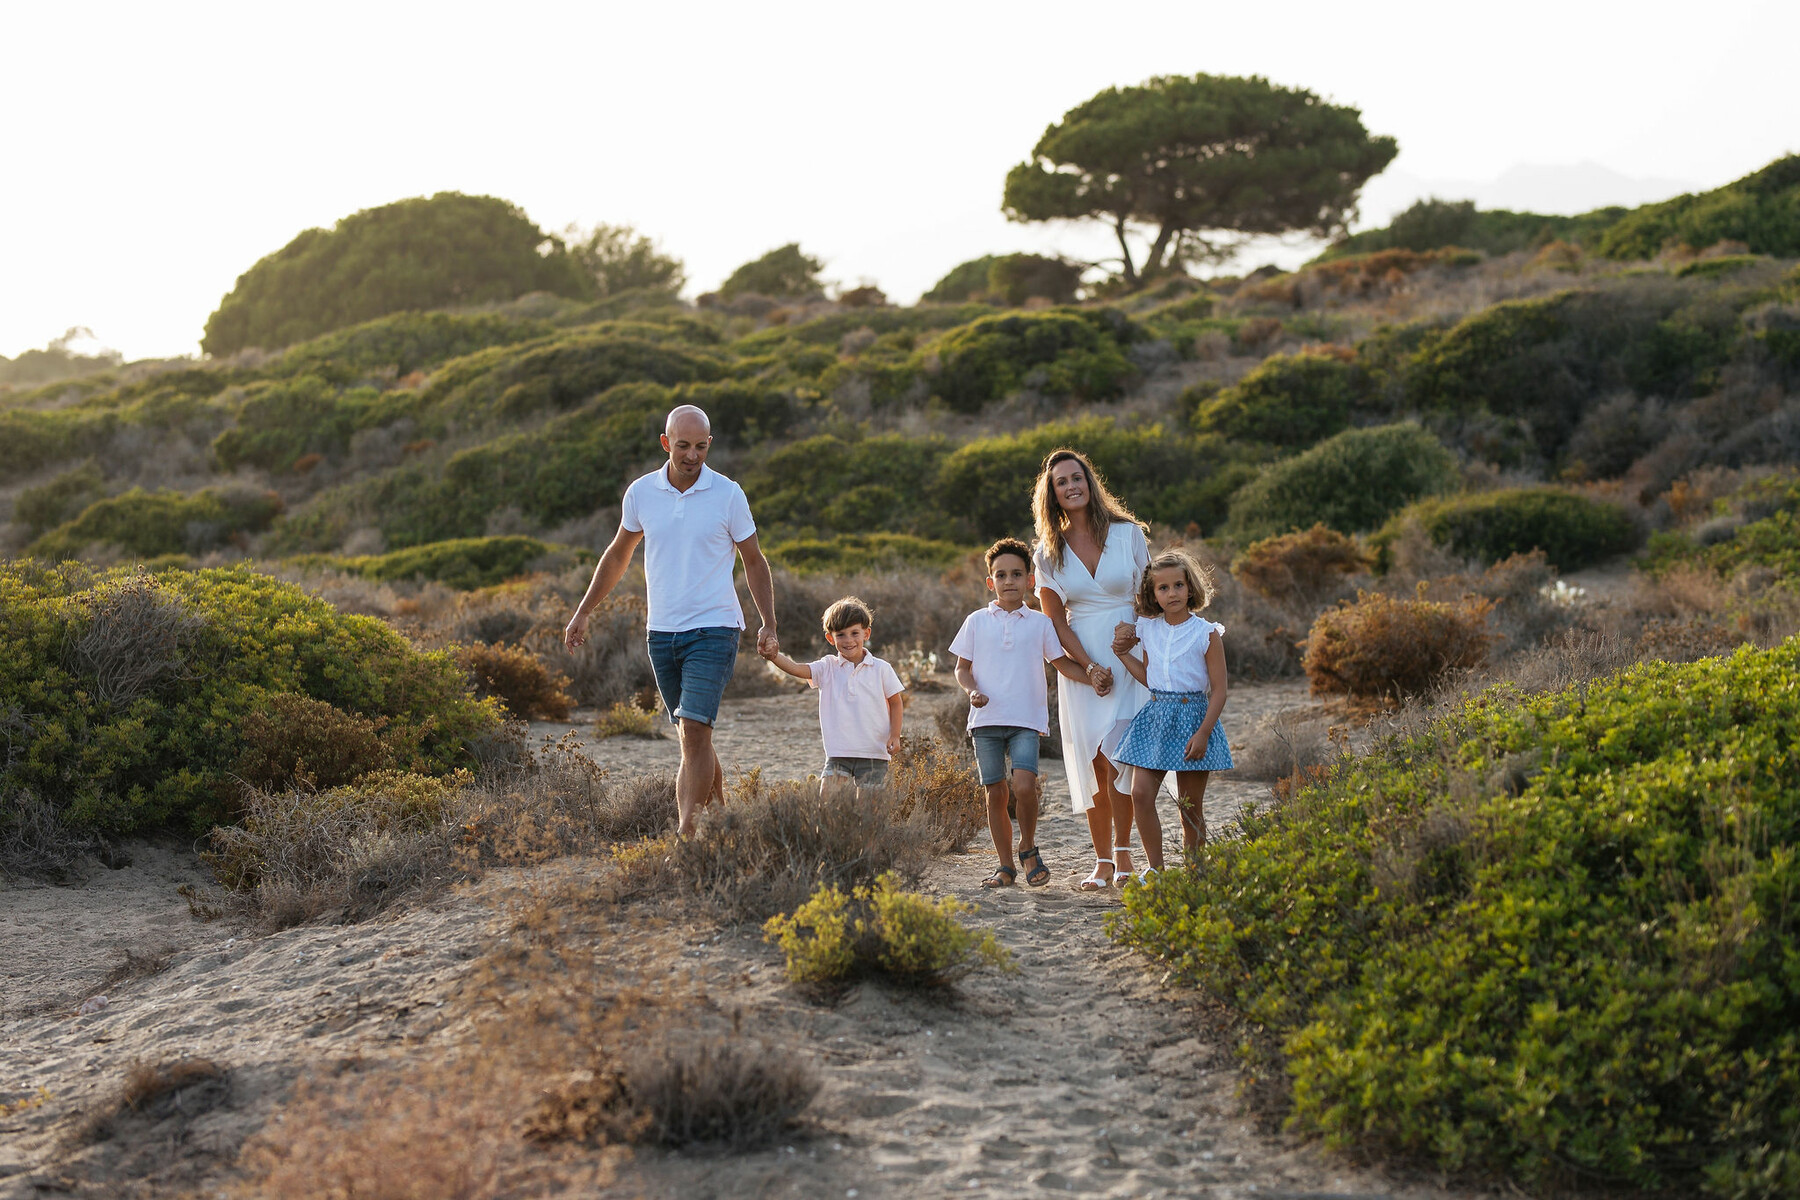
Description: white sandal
1078,858,1114,891
1113,845,1135,879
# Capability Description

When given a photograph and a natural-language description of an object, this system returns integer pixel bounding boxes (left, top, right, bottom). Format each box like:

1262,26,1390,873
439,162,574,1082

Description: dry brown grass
207,737,677,929
455,640,573,720
79,1058,228,1144
883,735,985,854
1232,709,1344,783
1305,590,1494,701
1234,524,1369,608
615,771,939,920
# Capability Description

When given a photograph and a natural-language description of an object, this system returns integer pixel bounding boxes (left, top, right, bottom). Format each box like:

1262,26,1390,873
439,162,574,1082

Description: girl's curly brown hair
1134,547,1217,618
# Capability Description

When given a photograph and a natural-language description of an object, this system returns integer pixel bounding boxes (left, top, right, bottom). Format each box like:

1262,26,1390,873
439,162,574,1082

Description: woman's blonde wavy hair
1032,448,1144,571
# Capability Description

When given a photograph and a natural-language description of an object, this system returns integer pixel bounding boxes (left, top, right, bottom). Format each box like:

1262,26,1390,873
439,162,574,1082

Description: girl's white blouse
1133,615,1224,693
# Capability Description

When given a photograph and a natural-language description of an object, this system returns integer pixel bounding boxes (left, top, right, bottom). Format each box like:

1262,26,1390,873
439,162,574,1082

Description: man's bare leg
676,718,717,837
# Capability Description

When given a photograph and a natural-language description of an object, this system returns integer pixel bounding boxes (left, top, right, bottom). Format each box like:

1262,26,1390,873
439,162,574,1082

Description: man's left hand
757,626,779,657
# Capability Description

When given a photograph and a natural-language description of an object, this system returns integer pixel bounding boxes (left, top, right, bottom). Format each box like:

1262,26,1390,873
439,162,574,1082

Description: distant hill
1319,153,1800,262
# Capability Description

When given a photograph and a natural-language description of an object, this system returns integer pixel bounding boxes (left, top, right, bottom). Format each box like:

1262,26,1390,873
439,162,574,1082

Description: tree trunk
1146,224,1176,275
1113,216,1139,286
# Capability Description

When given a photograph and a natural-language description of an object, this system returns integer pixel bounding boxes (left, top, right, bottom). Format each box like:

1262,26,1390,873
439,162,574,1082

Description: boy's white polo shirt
620,464,756,632
948,602,1064,734
808,652,905,760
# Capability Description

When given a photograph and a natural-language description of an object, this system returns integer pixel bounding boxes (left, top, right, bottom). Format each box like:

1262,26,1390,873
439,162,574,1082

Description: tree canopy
1003,74,1397,286
718,243,825,300
201,193,593,356
565,223,686,297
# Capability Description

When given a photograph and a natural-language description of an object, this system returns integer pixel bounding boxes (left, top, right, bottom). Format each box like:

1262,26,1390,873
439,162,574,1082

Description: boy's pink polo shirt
808,652,905,760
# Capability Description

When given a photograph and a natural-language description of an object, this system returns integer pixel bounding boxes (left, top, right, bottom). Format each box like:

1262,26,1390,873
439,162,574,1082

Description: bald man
565,405,779,836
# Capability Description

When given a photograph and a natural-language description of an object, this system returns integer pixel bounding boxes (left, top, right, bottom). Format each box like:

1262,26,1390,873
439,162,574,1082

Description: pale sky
3,0,1796,362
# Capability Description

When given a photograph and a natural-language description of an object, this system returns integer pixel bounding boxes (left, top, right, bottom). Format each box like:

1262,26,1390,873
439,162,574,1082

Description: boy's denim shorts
822,756,889,787
646,626,739,726
970,724,1039,786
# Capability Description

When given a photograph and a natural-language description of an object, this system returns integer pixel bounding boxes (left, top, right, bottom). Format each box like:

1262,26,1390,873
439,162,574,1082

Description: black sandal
1019,845,1050,887
981,864,1018,888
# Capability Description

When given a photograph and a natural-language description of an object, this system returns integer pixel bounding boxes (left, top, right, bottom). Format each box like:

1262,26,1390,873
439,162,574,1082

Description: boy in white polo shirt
950,538,1101,889
759,596,905,794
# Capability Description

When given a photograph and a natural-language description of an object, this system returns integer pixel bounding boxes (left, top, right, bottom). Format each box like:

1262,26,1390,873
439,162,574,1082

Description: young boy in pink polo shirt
950,538,1100,889
760,596,905,795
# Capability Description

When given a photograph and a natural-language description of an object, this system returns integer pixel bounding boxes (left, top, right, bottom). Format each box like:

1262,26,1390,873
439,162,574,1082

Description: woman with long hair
1030,448,1151,888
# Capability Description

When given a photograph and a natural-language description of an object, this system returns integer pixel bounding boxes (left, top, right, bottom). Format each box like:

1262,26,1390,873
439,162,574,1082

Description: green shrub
1225,424,1458,541
922,309,1139,412
1316,197,1625,260
1193,348,1368,446
269,310,555,382
1375,488,1638,572
1598,154,1800,259
212,375,381,471
201,192,593,355
986,254,1084,306
719,243,825,300
27,485,284,560
936,417,1261,541
1676,254,1770,279
764,533,970,575
294,536,586,590
232,692,407,791
1115,639,1800,1195
14,463,107,538
747,433,955,537
922,255,1002,303
0,564,496,836
763,872,1014,985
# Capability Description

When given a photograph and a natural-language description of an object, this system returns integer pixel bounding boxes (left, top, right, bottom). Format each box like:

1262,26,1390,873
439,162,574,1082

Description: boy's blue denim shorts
970,724,1039,786
822,757,889,787
646,626,739,726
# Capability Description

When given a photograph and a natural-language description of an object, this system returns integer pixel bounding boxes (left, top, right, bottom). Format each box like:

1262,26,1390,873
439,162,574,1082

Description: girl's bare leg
1101,751,1137,875
1130,767,1166,872
1175,770,1210,855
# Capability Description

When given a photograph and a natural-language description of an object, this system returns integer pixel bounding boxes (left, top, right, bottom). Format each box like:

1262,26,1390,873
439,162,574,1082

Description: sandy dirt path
1,679,1474,1198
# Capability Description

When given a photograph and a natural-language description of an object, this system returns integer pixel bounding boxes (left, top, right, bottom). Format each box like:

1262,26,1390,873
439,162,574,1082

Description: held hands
756,626,780,658
1085,662,1114,696
1112,621,1139,655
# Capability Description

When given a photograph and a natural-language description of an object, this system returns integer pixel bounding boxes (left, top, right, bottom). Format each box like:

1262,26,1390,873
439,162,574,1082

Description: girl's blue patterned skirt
1115,690,1233,772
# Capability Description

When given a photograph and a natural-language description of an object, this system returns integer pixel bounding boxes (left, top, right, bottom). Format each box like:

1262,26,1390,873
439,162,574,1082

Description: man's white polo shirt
947,602,1064,735
620,464,755,632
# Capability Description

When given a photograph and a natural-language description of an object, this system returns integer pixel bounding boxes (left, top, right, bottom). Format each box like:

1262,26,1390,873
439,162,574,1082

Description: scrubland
5,226,1800,1197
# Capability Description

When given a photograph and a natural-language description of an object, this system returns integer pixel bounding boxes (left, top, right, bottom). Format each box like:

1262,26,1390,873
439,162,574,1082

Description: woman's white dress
1034,524,1150,812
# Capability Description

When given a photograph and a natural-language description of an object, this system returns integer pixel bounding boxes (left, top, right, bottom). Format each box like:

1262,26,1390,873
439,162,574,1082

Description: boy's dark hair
822,595,873,634
985,537,1033,573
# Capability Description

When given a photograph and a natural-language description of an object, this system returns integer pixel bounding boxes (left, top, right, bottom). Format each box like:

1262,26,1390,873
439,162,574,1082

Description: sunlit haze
3,0,1796,361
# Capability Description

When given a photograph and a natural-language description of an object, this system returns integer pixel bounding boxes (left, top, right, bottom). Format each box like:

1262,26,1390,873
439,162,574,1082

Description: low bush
764,532,970,575
764,872,1014,986
14,462,107,539
1115,639,1800,1196
1225,424,1458,542
615,773,937,919
986,253,1084,306
922,255,1002,303
1598,153,1800,259
1191,347,1368,447
0,563,496,842
1374,488,1638,572
922,309,1139,412
294,535,588,591
1303,590,1493,699
1233,524,1368,607
269,309,555,382
27,485,283,561
233,693,412,790
594,699,659,738
455,641,574,720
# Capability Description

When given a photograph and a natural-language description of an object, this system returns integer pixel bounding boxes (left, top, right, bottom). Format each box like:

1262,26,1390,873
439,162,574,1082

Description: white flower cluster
1539,579,1588,607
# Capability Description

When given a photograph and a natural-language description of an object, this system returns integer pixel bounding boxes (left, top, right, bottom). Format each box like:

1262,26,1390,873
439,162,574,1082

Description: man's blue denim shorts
646,626,739,726
970,724,1039,786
